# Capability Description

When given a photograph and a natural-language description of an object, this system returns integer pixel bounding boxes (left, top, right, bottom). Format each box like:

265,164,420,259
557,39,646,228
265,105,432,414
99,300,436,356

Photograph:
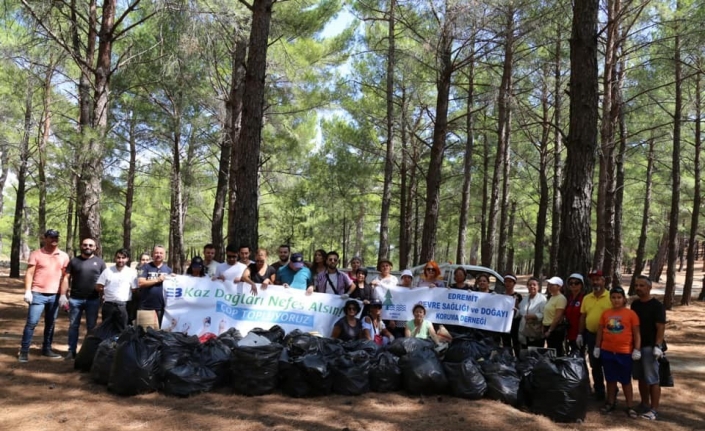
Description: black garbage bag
525,357,590,423
74,315,126,372
479,358,521,406
332,351,370,395
283,331,324,357
231,343,283,396
516,353,543,408
162,359,218,397
158,331,200,377
370,351,402,392
279,350,334,397
444,335,495,363
108,327,162,396
217,327,243,349
197,338,232,385
388,337,435,357
249,325,285,343
399,348,447,395
342,339,379,356
443,359,487,399
90,337,118,385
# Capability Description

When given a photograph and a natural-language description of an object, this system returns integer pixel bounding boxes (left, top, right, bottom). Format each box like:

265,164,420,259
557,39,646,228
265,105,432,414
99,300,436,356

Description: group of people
17,232,667,421
514,270,666,421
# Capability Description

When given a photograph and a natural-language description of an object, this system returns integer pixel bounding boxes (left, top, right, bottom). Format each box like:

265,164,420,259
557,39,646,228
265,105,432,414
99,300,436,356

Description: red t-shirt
564,292,584,341
28,248,70,294
599,307,640,354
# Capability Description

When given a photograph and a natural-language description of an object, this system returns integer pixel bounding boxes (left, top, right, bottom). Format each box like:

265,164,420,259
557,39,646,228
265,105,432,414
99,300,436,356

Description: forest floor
0,270,704,431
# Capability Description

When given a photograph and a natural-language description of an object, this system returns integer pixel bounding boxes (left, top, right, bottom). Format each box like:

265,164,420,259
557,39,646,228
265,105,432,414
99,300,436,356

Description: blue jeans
68,297,100,353
20,292,60,352
584,330,606,395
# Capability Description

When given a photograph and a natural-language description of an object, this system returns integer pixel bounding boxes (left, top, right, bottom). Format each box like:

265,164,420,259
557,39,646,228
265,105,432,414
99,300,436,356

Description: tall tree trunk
480,132,490,262
229,0,274,252
549,27,563,276
558,0,599,278
0,142,9,215
37,61,55,237
650,230,669,282
457,58,475,264
378,0,395,262
630,137,654,294
169,119,185,274
123,110,137,251
665,27,682,311
682,60,700,305
506,201,517,273
419,32,452,263
221,33,247,257
611,63,626,288
399,85,412,269
534,63,551,278
10,83,33,279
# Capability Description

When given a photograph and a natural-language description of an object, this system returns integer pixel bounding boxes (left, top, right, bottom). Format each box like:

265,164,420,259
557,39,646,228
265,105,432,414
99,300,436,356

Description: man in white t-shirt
203,243,220,277
214,244,247,282
96,248,138,330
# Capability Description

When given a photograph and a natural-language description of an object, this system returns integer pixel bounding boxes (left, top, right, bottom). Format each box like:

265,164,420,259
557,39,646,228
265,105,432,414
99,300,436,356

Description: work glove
59,294,69,309
632,349,642,361
592,347,600,359
576,334,583,348
653,346,664,359
23,291,33,304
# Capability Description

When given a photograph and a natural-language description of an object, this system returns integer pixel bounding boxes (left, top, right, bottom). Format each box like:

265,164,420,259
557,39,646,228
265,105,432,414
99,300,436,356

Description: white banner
161,277,515,337
374,285,515,333
161,277,353,337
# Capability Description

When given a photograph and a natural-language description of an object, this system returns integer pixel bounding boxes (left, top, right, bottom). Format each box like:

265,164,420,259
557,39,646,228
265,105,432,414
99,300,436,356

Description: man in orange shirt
18,230,70,362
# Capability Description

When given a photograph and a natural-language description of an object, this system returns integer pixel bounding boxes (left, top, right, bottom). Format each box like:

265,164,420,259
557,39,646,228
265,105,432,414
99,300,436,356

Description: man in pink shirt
18,229,70,362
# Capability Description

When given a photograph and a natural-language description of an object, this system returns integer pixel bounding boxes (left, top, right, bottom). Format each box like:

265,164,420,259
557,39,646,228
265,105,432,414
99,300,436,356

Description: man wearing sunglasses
65,237,106,360
18,229,70,362
315,251,352,295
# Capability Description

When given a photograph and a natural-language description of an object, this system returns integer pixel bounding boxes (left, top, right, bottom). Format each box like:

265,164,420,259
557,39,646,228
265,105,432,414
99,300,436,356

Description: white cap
401,269,413,278
546,276,564,287
567,273,584,284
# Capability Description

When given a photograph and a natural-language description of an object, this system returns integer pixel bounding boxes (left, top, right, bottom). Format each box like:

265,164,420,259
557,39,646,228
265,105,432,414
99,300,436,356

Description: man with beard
315,251,352,295
65,237,106,360
202,244,220,277
138,245,173,326
631,275,666,421
18,230,70,362
96,248,138,330
271,244,290,271
578,269,613,400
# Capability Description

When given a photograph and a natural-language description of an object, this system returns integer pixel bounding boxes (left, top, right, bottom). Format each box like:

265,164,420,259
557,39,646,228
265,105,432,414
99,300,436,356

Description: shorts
601,350,633,385
632,346,660,385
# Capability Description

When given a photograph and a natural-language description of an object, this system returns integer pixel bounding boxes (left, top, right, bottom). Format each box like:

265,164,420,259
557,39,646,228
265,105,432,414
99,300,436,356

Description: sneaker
41,350,62,359
64,351,76,361
18,351,29,363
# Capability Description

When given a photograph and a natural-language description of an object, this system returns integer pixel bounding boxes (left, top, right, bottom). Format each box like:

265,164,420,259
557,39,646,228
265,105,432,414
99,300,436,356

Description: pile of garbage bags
77,325,589,422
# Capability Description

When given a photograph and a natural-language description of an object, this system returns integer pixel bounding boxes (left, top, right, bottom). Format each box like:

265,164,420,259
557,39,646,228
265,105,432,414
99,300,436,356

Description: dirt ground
1,271,704,431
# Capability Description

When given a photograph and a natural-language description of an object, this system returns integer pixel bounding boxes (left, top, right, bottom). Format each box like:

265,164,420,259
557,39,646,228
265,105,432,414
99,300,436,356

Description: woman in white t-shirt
370,259,398,289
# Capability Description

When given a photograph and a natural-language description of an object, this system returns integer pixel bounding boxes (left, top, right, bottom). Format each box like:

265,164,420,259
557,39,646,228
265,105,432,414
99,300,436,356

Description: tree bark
457,58,475,265
37,61,55,237
682,61,700,305
611,62,627,288
480,131,490,263
169,113,185,274
122,110,137,251
549,28,563,276
419,31,453,263
398,85,412,269
229,0,275,252
10,83,33,278
630,137,654,294
534,62,551,278
665,28,682,311
378,0,395,263
558,0,599,279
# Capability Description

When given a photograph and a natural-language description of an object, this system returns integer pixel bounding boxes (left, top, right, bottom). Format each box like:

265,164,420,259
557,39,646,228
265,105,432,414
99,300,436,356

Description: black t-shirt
631,297,666,347
67,255,106,299
247,263,276,283
139,262,173,311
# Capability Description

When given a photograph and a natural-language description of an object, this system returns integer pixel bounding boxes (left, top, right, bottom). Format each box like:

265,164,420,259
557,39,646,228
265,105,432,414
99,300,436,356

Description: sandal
627,408,638,419
640,409,658,421
600,402,616,414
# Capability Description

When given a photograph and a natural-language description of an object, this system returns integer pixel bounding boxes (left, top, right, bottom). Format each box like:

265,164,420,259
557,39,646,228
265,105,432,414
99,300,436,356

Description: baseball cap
190,256,204,267
504,273,517,282
44,229,60,237
290,253,304,269
546,276,564,287
369,298,383,308
401,269,413,278
567,273,584,284
588,269,604,278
